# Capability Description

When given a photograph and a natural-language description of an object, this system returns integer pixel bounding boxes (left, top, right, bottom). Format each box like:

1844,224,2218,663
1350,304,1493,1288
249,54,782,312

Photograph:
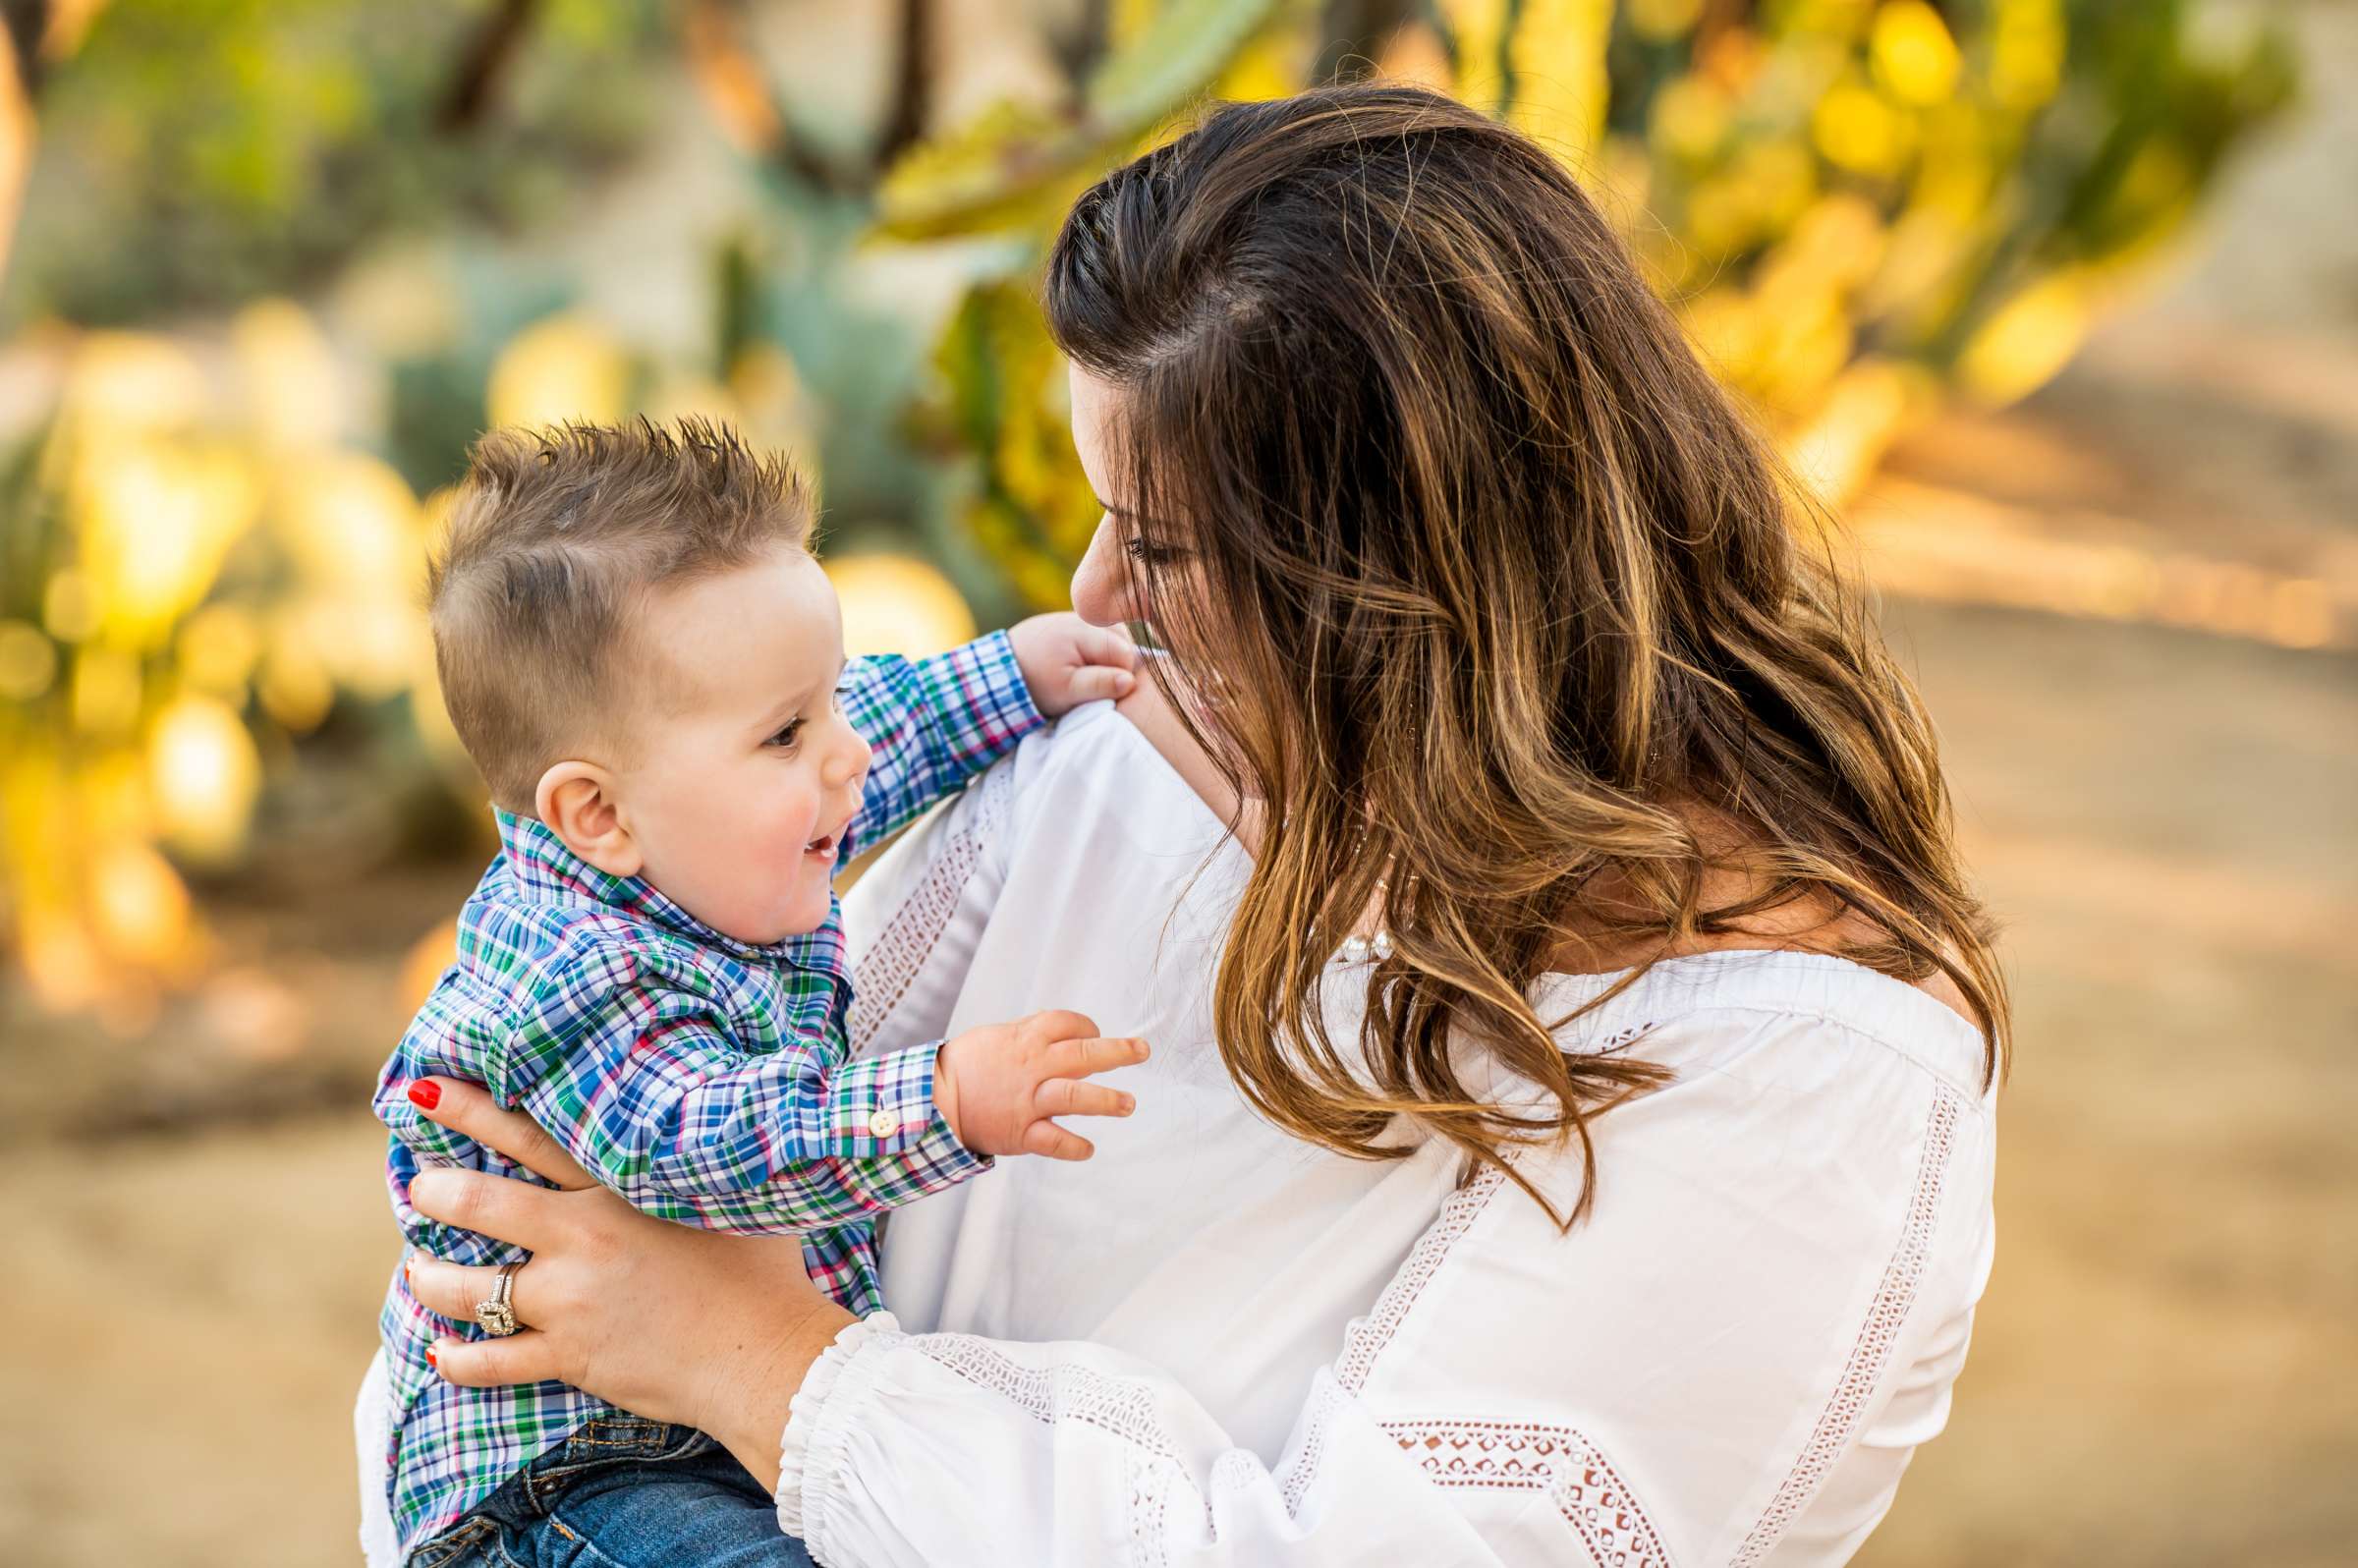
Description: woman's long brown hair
1044,84,2006,1225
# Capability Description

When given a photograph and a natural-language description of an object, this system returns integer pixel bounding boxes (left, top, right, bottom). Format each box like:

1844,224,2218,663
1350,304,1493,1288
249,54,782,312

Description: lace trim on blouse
1729,1084,1964,1564
845,760,1013,1058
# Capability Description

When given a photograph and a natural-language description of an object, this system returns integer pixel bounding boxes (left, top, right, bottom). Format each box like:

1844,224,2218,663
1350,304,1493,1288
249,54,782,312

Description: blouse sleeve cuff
776,1309,907,1541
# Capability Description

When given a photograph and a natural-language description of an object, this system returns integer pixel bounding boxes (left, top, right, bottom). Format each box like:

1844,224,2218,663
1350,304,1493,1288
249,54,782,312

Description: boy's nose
825,733,872,788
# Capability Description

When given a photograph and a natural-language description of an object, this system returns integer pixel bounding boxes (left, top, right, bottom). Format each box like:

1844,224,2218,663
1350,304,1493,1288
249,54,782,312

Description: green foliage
1089,0,1291,124
1595,0,2297,369
926,281,1103,611
4,0,668,327
0,315,459,1014
904,0,2294,603
875,0,1286,239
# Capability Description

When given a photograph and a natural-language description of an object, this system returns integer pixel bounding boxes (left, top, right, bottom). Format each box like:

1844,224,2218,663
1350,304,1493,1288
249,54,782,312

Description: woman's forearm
704,1295,858,1491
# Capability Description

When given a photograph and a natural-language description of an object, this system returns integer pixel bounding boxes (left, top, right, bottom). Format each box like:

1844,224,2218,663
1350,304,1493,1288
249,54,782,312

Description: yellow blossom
827,552,977,658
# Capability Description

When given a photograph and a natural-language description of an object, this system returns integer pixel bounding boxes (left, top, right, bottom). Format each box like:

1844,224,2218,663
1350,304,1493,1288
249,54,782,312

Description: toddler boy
371,418,1145,1564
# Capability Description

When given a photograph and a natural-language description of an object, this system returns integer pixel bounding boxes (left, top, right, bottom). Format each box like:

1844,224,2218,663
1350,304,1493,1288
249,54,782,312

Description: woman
374,84,2004,1565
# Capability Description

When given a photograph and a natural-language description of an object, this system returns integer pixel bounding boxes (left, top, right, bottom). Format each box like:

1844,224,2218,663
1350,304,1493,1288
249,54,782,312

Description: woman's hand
400,1077,856,1488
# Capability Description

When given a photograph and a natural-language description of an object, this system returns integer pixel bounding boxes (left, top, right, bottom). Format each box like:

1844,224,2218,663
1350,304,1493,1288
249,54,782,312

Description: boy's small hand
1008,612,1139,717
933,1010,1149,1160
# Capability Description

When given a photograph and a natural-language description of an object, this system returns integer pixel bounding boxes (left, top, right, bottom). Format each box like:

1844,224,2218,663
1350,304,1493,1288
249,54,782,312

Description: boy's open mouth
804,830,840,862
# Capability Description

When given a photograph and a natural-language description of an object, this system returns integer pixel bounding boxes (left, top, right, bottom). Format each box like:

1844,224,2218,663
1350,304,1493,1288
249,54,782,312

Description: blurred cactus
0,308,441,1026
873,0,1289,240
1598,0,2294,467
0,297,917,1018
673,0,1288,623
923,280,1108,612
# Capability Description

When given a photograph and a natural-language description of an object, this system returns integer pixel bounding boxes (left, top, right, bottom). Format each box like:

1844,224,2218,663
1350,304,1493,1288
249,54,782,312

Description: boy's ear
534,761,642,879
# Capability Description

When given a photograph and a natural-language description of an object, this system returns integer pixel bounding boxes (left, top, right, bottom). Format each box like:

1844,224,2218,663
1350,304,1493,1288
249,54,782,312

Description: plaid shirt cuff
820,1041,986,1187
838,630,1045,861
915,630,1045,775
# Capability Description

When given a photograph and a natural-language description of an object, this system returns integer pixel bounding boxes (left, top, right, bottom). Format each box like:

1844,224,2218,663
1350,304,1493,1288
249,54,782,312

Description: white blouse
780,702,1998,1566
357,701,1997,1566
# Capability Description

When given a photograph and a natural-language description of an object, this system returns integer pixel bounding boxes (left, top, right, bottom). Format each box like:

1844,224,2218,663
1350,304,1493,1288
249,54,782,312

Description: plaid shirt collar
490,808,825,968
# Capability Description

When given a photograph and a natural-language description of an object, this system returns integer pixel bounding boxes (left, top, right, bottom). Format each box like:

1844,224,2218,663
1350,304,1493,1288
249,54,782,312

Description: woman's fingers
407,1250,568,1385
408,1167,571,1255
406,1251,533,1331
1045,1035,1151,1080
406,1078,596,1190
1035,1078,1135,1120
429,1329,565,1389
1023,1120,1095,1161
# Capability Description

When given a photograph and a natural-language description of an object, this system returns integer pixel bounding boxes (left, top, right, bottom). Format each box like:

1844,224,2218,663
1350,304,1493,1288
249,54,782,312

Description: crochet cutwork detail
1590,1021,1656,1055
1729,1085,1963,1566
846,761,1011,1056
910,1332,1182,1463
1333,1163,1511,1397
1275,1378,1349,1517
1126,1448,1171,1568
1384,1416,1672,1568
912,1332,1185,1566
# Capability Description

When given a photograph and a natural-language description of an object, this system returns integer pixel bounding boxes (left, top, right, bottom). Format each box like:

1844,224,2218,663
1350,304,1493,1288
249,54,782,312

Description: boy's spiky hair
427,416,812,811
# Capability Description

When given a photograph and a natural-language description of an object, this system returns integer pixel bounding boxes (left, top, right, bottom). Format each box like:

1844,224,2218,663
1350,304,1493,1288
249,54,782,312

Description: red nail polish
425,1344,438,1370
408,1080,442,1111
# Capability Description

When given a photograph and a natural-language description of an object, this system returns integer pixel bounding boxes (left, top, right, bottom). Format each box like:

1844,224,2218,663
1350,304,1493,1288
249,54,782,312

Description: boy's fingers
1036,1078,1135,1120
405,1078,596,1191
1023,1121,1095,1161
429,1330,563,1389
1077,625,1141,669
1066,665,1137,704
1022,1009,1100,1044
1046,1035,1151,1079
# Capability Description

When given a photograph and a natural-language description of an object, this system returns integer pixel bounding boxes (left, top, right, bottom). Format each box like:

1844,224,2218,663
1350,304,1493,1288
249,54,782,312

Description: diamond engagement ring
475,1261,523,1337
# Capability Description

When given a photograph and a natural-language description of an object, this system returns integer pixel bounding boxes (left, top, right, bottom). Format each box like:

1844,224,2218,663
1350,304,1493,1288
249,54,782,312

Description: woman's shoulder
1488,951,1999,1253
1390,954,1997,1568
1538,948,1994,1110
1440,952,1997,1379
996,697,1234,858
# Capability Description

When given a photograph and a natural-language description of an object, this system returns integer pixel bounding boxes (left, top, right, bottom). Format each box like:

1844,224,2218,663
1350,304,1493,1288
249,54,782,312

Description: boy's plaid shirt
371,632,1041,1555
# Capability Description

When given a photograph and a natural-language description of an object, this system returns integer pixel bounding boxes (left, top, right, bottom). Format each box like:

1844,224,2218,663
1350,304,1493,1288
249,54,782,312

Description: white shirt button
868,1109,900,1138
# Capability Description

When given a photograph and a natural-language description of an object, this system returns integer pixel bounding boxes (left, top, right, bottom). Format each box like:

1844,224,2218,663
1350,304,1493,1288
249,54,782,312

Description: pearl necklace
1331,865,1401,966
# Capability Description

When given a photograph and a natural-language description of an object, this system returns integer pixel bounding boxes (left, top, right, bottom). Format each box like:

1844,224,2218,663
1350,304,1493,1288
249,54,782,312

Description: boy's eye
766,718,805,749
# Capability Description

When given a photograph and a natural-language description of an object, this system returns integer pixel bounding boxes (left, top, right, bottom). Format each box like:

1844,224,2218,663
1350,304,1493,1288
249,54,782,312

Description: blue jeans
411,1416,814,1567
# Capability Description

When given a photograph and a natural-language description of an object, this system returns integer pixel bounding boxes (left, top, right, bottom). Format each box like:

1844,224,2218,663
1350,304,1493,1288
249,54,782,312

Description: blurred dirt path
0,1120,394,1564
1855,603,2358,1568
